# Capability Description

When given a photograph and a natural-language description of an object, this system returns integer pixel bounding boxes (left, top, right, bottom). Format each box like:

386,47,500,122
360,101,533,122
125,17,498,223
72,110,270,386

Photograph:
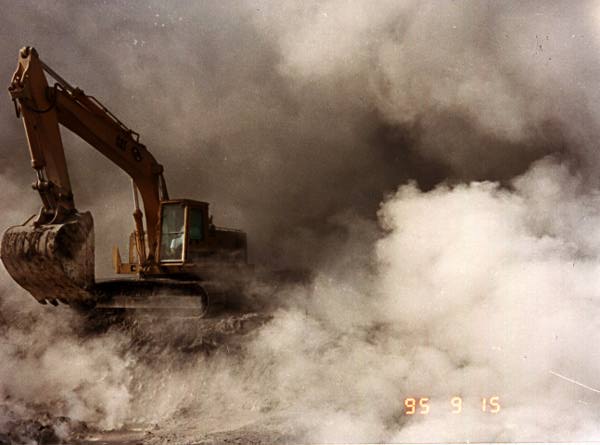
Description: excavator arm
0,47,175,306
7,46,168,264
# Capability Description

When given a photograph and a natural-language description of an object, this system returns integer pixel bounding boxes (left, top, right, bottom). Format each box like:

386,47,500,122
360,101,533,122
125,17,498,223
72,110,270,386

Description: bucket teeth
0,211,95,304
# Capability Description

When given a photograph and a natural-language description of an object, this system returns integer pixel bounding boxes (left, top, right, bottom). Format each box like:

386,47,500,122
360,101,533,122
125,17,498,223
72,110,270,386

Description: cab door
159,202,186,262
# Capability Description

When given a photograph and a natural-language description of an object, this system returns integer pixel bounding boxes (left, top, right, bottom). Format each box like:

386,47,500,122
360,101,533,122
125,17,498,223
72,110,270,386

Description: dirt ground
1,312,303,445
1,412,301,445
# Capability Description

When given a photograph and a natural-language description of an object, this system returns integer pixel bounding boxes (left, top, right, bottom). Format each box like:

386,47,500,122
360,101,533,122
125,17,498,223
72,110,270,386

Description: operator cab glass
159,200,208,263
188,207,204,241
160,203,185,261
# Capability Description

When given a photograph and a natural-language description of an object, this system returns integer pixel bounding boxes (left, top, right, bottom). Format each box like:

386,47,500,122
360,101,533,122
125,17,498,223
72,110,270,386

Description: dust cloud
214,157,600,442
1,0,600,443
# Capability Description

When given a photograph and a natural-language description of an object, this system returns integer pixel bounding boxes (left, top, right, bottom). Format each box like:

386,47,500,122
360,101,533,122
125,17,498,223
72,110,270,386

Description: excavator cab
157,199,247,269
159,200,204,263
114,199,247,276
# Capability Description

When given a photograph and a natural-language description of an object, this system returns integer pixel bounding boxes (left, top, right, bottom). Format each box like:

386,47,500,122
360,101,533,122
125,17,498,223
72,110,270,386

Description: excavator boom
7,47,167,258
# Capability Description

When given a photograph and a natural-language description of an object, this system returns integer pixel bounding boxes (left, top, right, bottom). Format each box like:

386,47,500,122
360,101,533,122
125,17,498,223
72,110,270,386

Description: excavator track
92,278,209,317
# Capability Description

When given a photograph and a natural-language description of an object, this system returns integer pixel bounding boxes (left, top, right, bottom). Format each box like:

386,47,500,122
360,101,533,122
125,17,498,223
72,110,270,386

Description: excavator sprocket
0,212,95,305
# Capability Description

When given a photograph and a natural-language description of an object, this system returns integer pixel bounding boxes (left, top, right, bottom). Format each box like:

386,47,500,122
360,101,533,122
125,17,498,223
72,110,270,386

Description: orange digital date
403,396,500,415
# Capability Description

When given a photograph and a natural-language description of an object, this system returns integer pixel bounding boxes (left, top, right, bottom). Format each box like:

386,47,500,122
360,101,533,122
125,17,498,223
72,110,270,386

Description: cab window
189,207,204,241
160,203,185,261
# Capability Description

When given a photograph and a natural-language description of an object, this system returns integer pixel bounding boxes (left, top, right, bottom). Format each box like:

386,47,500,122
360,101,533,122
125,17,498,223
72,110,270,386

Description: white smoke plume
210,157,600,442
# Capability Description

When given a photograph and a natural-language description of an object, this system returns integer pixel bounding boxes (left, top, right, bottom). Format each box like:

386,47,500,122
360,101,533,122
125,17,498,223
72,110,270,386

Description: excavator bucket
1,212,95,305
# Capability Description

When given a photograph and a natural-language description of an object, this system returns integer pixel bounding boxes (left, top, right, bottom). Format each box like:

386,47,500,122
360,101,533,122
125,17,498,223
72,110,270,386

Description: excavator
1,47,257,316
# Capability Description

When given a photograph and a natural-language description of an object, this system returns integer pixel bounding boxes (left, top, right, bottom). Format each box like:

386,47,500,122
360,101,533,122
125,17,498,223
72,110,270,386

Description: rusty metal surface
0,211,95,305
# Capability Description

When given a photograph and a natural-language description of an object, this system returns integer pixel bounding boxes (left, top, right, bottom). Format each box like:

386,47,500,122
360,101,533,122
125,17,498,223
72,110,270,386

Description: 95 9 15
403,396,501,415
